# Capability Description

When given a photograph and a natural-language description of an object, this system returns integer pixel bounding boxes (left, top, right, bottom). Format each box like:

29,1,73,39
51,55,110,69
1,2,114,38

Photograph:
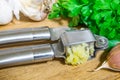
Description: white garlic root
0,0,13,25
8,0,55,21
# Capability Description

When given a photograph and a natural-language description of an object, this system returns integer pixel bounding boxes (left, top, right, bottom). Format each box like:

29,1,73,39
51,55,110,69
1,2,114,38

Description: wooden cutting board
0,17,119,80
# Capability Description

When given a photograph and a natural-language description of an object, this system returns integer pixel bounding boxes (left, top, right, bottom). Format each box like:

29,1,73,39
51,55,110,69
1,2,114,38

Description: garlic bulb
0,0,13,25
94,44,120,71
8,0,55,21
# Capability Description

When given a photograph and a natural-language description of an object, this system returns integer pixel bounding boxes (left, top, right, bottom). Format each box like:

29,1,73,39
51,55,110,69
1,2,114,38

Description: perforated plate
60,29,96,46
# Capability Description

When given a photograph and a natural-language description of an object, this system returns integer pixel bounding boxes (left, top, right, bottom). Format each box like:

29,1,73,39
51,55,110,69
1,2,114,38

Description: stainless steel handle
0,27,51,44
0,44,54,68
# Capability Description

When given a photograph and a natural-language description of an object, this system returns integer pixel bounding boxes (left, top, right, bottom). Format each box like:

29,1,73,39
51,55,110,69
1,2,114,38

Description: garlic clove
95,44,120,71
18,0,55,21
7,0,55,21
28,12,47,21
0,0,13,25
107,44,120,70
20,0,47,21
7,0,21,20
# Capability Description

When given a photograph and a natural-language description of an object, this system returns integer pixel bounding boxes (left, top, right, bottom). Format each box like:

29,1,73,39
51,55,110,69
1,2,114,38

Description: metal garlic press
0,26,108,68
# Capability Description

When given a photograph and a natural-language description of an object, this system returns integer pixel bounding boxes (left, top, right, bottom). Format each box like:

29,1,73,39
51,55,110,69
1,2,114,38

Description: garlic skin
0,0,13,25
107,44,120,70
19,0,47,21
7,0,21,20
8,0,55,21
94,44,120,71
94,61,120,71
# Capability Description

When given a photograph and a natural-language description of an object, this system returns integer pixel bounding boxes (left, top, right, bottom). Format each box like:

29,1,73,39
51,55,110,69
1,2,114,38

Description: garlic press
0,26,108,68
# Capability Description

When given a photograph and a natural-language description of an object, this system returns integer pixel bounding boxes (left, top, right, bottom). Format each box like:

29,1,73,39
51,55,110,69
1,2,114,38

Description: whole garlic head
0,0,13,25
8,0,55,21
20,0,48,21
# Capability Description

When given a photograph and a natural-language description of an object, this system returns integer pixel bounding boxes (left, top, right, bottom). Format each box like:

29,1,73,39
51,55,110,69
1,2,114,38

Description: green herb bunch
48,0,120,47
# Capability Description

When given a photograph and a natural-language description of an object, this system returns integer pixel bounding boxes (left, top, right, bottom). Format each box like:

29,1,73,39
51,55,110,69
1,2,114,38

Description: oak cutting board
0,17,120,80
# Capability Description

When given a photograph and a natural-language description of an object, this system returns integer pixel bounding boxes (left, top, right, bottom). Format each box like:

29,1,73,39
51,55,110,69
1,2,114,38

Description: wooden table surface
0,17,120,80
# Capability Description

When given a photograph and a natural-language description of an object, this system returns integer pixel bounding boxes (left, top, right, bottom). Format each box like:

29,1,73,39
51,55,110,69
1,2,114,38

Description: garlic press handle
0,27,51,44
0,44,54,68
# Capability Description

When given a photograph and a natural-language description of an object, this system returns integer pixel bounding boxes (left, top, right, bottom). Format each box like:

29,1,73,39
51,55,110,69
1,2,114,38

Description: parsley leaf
48,0,120,47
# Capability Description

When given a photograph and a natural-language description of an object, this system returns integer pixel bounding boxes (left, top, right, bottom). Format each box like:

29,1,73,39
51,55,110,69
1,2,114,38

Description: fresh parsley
48,0,120,47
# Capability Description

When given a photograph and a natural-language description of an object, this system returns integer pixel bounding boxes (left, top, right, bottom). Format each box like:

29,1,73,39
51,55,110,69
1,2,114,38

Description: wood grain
0,18,120,80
